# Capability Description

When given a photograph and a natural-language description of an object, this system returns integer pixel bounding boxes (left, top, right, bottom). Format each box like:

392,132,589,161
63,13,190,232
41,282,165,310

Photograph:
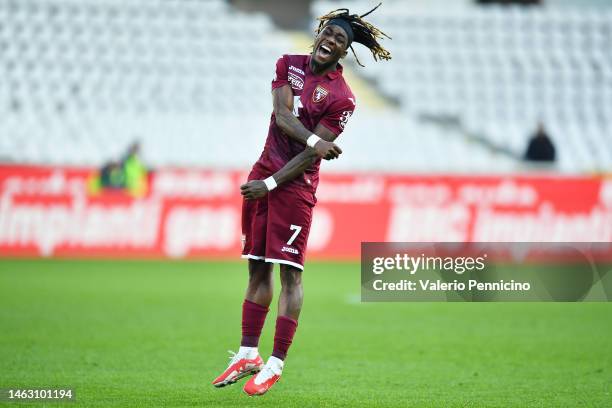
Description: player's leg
244,264,302,396
213,180,270,388
241,195,274,350
274,264,302,358
270,265,301,377
277,264,303,319
244,187,312,396
245,259,274,307
240,258,273,350
213,263,272,388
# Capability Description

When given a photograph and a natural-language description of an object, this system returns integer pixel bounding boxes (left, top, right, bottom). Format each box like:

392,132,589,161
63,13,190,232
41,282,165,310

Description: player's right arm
271,56,341,159
273,85,342,160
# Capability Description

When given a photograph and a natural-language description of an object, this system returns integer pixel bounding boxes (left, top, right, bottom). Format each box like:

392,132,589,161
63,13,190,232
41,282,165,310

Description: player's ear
341,48,348,58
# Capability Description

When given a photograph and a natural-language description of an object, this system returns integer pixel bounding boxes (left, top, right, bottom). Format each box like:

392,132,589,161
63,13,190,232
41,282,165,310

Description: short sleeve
319,97,356,136
271,55,289,91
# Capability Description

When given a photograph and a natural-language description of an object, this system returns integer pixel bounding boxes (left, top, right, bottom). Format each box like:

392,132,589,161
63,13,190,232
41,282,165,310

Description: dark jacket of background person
524,125,556,162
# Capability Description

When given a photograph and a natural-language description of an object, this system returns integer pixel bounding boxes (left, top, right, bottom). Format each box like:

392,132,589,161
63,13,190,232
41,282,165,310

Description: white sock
238,346,258,359
267,355,284,374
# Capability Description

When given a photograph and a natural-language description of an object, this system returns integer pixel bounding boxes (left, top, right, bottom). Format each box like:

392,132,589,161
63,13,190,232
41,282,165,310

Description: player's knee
248,260,273,286
280,265,302,290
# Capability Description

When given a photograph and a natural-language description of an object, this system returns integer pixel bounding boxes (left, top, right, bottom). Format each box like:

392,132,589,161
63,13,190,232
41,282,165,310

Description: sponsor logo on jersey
288,72,304,90
289,65,305,75
281,246,299,254
339,110,353,130
312,85,329,103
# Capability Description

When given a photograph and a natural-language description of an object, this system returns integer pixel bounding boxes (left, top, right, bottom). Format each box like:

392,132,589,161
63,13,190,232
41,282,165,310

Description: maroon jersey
252,54,356,194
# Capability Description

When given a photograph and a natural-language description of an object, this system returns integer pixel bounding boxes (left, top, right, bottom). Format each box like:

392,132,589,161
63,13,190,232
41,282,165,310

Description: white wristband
263,176,277,191
306,134,321,148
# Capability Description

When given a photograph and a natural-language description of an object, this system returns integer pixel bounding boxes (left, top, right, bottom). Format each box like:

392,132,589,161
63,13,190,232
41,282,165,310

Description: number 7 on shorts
287,224,302,245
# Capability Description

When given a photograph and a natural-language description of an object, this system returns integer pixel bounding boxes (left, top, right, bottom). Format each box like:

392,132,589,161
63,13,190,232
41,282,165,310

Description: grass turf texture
0,260,610,407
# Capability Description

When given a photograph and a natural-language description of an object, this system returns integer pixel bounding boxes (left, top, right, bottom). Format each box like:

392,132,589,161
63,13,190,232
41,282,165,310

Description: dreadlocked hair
315,2,391,67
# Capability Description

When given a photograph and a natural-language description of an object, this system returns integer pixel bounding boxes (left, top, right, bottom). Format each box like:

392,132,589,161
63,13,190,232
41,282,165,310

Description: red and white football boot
243,356,284,396
212,348,264,388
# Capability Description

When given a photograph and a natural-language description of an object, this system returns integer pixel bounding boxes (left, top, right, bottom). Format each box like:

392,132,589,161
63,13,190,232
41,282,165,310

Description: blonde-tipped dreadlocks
315,3,391,67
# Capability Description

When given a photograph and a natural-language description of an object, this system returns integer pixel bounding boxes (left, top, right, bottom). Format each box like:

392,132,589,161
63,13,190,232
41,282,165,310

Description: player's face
313,24,348,67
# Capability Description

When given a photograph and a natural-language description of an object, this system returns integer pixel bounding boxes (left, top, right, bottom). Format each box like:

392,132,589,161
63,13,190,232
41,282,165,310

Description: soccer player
212,5,390,396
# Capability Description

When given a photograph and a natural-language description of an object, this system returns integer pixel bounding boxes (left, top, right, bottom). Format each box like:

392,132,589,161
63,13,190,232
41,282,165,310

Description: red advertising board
0,165,611,260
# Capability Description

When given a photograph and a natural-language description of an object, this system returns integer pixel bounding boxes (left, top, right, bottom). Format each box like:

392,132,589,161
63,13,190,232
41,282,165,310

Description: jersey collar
307,55,343,80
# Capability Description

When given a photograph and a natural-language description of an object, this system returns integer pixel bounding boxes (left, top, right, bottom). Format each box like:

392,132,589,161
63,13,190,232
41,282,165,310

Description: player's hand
240,180,268,200
314,139,342,160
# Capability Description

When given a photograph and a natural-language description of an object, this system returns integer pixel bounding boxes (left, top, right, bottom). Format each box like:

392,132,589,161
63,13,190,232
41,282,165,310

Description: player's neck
309,57,338,77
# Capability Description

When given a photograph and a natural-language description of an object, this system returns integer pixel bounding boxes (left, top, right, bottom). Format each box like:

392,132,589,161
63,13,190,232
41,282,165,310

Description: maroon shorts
241,169,315,271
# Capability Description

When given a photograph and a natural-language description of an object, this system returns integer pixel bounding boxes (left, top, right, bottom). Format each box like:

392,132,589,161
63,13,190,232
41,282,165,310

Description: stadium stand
313,0,612,173
0,0,290,168
0,0,610,173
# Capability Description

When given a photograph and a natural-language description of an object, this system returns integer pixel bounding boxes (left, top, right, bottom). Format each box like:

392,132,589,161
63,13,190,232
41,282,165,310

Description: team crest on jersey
312,85,329,103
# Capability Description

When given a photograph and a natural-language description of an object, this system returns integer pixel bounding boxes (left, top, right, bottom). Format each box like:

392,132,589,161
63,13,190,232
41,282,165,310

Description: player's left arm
240,124,338,200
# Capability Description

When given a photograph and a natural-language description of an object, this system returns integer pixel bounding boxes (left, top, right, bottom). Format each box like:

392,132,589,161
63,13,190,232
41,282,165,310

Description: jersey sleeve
271,55,289,91
318,97,356,136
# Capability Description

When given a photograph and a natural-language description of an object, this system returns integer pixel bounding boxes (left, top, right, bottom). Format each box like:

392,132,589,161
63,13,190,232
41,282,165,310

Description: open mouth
318,44,332,58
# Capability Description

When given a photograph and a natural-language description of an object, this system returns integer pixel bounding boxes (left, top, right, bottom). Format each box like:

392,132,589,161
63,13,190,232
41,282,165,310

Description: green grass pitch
0,259,610,407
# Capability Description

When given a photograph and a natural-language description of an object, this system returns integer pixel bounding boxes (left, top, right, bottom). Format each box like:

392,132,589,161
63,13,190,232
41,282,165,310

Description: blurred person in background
99,161,126,189
88,140,148,197
121,141,148,197
524,122,556,163
211,4,390,397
